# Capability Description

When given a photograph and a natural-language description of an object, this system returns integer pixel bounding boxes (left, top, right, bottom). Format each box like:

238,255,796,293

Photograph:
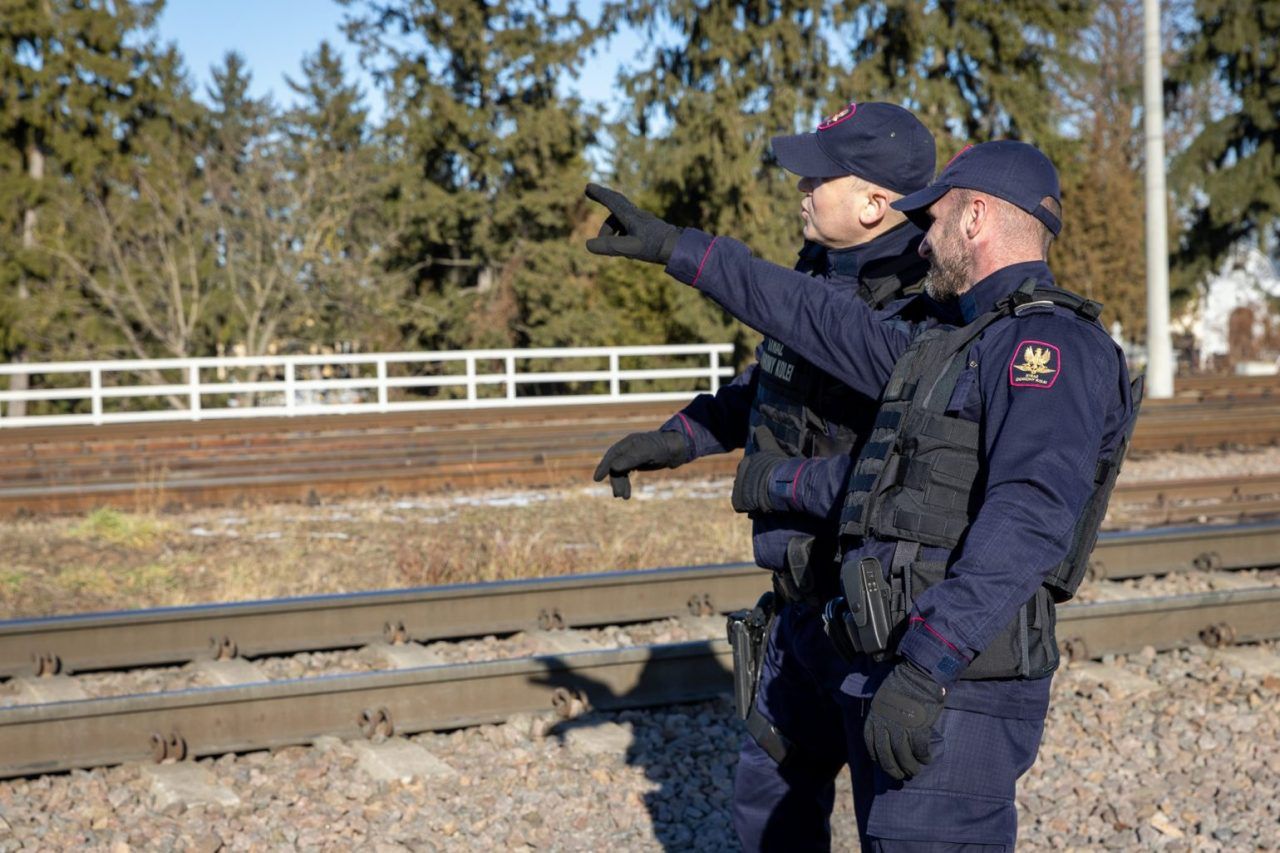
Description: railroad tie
141,763,241,811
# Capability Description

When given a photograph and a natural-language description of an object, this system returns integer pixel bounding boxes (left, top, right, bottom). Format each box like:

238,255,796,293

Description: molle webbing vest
837,281,1143,679
748,249,925,460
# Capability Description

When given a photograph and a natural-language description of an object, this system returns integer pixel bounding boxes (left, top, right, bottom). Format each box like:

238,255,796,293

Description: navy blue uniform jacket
665,228,1134,719
659,225,922,573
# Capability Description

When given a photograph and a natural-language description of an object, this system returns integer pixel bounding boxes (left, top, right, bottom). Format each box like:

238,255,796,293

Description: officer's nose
918,235,932,259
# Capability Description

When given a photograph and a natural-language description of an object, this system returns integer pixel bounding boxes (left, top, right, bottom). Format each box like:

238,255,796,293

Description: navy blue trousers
732,603,1046,852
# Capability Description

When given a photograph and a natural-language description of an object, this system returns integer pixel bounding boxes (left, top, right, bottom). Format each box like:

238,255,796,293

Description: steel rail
2,586,1278,778
11,448,1280,522
1117,498,1280,528
3,521,1278,679
1081,520,1280,580
2,396,1280,519
0,399,682,449
0,562,759,678
21,446,1280,497
1112,471,1280,505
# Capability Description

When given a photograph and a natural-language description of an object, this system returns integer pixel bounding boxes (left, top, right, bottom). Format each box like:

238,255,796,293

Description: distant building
1173,247,1280,374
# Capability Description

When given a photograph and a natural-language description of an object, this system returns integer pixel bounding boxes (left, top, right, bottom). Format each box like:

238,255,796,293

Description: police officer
589,103,935,851
585,141,1138,851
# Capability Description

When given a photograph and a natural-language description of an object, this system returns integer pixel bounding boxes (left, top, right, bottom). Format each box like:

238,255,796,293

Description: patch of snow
453,492,549,508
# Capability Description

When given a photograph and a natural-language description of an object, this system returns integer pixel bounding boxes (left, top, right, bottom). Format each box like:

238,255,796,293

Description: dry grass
9,445,1274,619
0,479,752,619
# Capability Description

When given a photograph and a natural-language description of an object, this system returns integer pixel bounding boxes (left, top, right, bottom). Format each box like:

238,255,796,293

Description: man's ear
965,195,989,240
858,189,890,228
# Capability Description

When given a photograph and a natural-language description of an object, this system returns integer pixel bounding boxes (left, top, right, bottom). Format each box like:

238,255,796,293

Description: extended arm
583,185,914,400
665,229,913,399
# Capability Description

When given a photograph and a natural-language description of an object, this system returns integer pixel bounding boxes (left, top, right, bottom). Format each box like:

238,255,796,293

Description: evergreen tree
281,42,403,352
1172,0,1280,288
197,51,390,360
40,49,216,365
614,0,847,261
1050,0,1148,338
206,51,271,167
603,0,849,362
341,0,607,352
42,42,402,384
0,0,169,409
284,41,367,154
843,0,1094,154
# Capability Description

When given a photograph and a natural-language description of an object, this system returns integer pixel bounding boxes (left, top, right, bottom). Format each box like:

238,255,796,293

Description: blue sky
154,0,641,116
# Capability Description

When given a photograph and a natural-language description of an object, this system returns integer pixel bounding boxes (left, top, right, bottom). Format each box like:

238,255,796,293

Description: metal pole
1143,0,1174,397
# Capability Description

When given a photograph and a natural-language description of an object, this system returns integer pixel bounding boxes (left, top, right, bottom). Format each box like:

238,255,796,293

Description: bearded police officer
585,140,1139,851
590,103,935,850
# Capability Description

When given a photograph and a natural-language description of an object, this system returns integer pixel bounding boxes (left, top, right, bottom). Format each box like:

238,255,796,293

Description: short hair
848,173,904,204
1038,196,1061,256
988,194,1058,259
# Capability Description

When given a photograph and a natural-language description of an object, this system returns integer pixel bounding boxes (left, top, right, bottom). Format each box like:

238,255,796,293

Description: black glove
730,426,791,514
593,430,688,499
584,183,682,264
864,660,946,781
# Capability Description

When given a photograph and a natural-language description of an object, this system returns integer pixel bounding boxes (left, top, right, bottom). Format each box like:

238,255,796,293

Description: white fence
0,344,735,428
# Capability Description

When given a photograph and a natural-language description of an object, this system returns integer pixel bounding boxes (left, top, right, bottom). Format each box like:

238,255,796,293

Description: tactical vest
747,247,926,460
837,281,1144,679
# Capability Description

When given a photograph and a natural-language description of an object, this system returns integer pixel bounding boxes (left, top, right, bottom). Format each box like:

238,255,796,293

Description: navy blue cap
770,102,935,196
891,140,1062,235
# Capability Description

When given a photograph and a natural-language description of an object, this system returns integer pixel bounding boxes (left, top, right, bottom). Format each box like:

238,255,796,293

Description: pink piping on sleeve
909,616,965,656
691,237,719,287
789,459,811,505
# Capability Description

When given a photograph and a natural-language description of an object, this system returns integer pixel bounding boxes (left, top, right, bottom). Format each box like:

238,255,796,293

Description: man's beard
923,262,969,301
923,229,974,301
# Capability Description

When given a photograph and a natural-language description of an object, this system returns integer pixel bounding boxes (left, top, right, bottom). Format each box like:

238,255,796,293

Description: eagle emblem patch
1009,340,1060,388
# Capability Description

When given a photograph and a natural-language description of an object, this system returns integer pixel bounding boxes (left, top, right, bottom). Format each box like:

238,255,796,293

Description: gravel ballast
4,446,1280,847
1,641,1277,851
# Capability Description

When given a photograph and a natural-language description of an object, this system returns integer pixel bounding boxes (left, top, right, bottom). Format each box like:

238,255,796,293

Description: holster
726,591,775,721
726,590,793,765
821,556,895,664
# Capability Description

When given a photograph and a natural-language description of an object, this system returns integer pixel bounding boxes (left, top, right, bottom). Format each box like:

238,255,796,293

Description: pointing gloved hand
730,426,791,514
593,430,689,499
584,184,683,265
864,659,946,781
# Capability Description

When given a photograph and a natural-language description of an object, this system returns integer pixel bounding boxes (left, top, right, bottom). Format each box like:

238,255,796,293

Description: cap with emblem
891,140,1062,236
770,102,936,196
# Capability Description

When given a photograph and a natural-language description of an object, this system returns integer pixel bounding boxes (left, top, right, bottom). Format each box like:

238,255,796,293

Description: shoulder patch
1009,340,1060,388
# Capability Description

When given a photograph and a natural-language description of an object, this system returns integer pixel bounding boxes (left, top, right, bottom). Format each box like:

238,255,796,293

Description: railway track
1171,373,1280,401
4,387,1280,516
2,522,1279,778
1108,471,1280,526
0,401,739,514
